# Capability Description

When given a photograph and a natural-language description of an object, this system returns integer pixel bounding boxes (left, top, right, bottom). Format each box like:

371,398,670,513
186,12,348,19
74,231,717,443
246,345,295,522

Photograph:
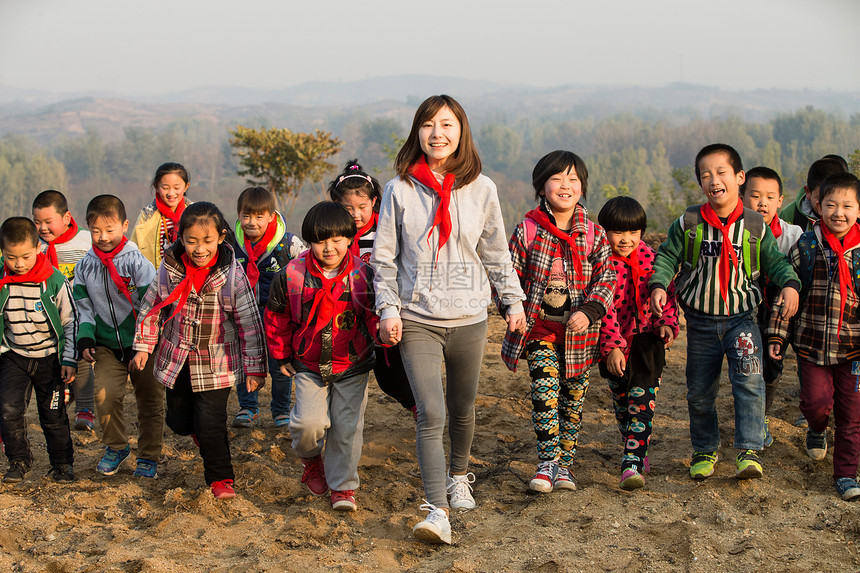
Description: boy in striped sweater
0,217,78,483
649,143,799,481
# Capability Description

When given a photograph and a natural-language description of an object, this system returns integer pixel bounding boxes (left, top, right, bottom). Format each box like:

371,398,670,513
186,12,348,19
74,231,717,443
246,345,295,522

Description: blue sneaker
836,477,860,501
273,414,290,428
763,417,774,448
133,458,158,478
97,445,130,476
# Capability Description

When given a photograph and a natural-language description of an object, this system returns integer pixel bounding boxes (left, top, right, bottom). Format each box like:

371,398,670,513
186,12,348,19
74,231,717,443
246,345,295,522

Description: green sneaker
763,417,774,448
690,451,718,480
736,450,763,479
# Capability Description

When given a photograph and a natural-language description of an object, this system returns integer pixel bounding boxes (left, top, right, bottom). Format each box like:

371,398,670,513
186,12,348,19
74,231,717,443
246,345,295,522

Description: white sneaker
412,502,452,545
446,472,476,510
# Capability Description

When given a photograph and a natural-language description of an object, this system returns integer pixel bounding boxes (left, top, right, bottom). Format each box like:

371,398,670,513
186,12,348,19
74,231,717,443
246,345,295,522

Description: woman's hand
380,317,403,345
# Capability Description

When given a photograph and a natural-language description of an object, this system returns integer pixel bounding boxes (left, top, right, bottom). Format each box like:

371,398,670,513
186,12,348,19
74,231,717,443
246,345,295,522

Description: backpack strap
284,256,306,323
796,230,817,302
219,258,237,315
682,205,703,273
523,217,537,250
585,220,594,257
742,207,763,281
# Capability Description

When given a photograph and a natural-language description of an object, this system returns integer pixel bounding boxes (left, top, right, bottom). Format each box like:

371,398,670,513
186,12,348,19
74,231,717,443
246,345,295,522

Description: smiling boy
649,143,800,481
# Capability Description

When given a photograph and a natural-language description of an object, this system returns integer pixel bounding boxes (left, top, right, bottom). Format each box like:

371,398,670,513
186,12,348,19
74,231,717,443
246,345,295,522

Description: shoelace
446,472,476,496
302,459,324,482
417,501,447,525
535,460,557,476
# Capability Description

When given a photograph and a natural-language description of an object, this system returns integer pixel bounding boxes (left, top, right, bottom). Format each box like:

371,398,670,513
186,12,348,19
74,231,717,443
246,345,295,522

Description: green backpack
681,204,765,281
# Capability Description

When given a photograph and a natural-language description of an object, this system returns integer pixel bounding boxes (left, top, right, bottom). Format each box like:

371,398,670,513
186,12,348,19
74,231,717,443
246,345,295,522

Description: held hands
279,363,297,377
657,325,676,349
246,375,265,393
768,342,783,361
82,348,96,363
566,311,589,333
505,311,527,334
379,317,402,346
606,348,626,377
776,287,799,319
61,365,76,384
650,288,667,318
129,351,149,372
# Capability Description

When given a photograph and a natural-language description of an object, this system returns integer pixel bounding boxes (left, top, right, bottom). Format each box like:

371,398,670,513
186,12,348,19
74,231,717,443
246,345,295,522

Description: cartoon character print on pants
608,377,660,471
525,339,590,468
735,331,762,377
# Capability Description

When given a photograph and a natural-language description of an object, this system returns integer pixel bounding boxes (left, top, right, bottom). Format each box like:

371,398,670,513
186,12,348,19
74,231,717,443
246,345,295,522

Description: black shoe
3,460,31,483
47,464,74,483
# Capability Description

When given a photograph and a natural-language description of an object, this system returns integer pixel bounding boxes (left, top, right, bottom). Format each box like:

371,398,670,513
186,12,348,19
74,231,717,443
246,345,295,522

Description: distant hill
1,76,859,144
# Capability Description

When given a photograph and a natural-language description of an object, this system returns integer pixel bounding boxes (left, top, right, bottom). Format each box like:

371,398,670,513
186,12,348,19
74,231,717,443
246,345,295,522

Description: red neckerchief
611,250,644,320
143,250,218,324
92,237,136,318
0,253,55,290
155,196,185,242
297,250,353,355
244,218,278,290
409,156,455,264
820,222,860,340
769,216,783,239
700,200,744,306
524,208,583,281
349,212,378,257
46,217,79,268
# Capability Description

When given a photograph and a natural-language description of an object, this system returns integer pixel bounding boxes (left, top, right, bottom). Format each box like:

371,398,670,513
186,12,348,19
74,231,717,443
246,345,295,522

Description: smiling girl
371,95,526,544
501,150,616,495
132,202,266,500
131,163,194,269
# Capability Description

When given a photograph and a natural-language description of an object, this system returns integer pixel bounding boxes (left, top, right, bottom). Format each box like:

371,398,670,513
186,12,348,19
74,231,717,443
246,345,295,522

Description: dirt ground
0,310,858,573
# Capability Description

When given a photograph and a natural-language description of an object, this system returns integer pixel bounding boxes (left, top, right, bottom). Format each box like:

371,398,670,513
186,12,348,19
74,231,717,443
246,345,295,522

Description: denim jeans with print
684,307,765,453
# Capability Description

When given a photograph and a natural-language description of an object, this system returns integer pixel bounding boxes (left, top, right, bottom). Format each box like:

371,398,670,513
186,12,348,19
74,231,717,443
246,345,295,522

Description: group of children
0,93,858,546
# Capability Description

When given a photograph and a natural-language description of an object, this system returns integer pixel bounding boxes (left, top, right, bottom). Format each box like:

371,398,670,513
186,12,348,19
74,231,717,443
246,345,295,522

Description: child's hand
61,365,76,384
650,288,667,318
776,287,799,319
246,375,265,393
606,348,626,377
768,342,783,361
380,317,402,345
566,311,589,333
82,348,96,363
280,363,297,377
657,325,675,349
505,310,527,334
129,351,149,372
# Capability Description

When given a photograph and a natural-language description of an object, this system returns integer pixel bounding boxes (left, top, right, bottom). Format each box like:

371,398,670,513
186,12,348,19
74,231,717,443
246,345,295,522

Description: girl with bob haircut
371,94,526,545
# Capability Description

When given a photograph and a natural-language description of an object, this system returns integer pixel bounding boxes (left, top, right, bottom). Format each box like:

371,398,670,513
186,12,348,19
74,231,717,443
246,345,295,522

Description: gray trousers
290,370,369,491
399,319,488,508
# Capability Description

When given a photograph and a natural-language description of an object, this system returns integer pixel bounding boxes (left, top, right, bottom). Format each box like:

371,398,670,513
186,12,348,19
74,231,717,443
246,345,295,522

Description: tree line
0,106,858,233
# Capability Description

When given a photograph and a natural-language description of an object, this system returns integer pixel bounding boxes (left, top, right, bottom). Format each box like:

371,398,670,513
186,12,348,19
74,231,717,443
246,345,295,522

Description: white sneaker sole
529,478,553,493
412,523,452,545
332,500,357,512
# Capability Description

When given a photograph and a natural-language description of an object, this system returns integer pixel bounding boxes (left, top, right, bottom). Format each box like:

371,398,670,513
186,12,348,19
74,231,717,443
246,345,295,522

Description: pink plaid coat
133,243,266,392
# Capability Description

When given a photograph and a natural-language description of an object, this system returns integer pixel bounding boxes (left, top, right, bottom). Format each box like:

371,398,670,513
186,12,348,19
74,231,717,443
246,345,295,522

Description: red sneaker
331,489,357,511
211,479,236,499
300,456,329,496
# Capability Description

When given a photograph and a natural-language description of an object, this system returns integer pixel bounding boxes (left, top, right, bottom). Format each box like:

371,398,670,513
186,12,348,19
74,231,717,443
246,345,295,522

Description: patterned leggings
525,340,590,468
599,332,666,472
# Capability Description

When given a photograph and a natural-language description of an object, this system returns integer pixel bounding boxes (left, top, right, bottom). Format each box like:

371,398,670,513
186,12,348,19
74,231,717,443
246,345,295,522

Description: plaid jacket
133,242,267,392
599,243,680,360
768,226,860,365
501,203,616,378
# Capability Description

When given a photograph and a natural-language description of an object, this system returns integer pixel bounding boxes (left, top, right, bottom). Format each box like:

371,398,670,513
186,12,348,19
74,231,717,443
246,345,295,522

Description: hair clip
349,165,361,171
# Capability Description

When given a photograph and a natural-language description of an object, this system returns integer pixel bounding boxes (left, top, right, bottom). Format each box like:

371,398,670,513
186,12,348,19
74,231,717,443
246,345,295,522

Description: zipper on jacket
102,269,125,360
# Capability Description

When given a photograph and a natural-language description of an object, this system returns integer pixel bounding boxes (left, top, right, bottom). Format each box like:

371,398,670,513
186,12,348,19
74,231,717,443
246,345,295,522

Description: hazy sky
1,0,858,95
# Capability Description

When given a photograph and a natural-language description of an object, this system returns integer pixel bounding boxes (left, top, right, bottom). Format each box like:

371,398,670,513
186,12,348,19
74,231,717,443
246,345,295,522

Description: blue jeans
236,356,292,417
684,307,765,452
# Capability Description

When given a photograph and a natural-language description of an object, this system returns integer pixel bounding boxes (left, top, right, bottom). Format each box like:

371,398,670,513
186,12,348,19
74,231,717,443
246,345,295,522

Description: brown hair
394,95,482,189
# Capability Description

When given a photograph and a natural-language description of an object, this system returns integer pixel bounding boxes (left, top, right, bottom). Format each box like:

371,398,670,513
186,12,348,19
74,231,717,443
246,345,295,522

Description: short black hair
0,217,40,250
821,154,849,171
237,186,276,216
86,195,127,226
597,196,647,233
741,166,783,196
301,201,356,244
532,150,589,201
818,172,860,205
694,143,743,185
177,201,228,239
32,190,69,214
807,158,846,191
